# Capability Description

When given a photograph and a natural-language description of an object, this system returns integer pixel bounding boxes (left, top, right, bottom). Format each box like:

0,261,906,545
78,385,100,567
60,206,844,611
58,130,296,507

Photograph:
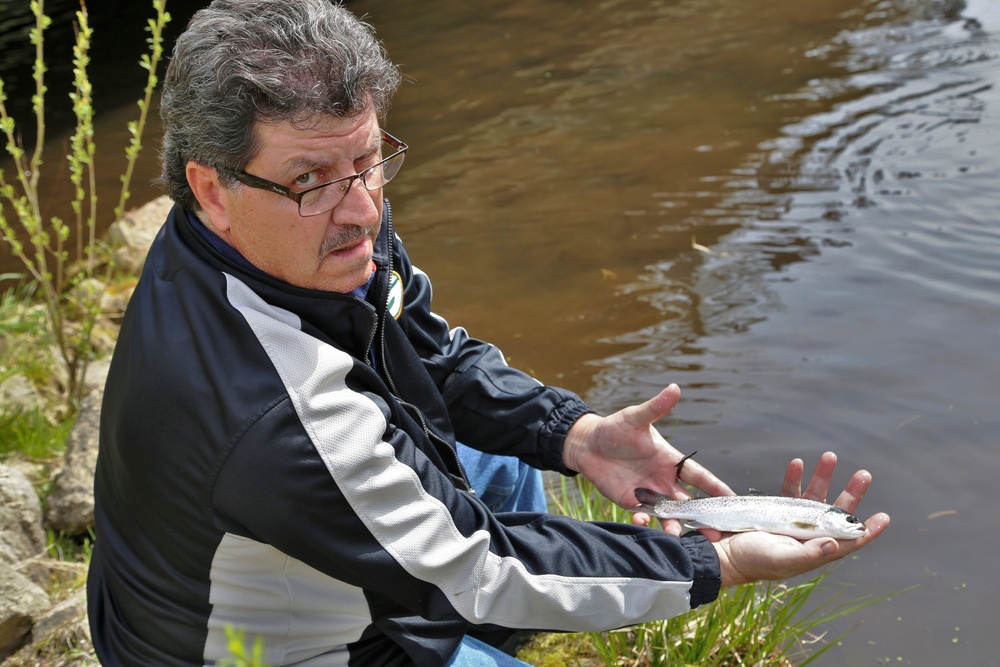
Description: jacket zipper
374,200,473,494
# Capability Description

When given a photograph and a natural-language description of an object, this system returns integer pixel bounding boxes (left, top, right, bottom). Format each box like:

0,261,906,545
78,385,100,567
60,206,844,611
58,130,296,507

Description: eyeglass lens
298,148,406,216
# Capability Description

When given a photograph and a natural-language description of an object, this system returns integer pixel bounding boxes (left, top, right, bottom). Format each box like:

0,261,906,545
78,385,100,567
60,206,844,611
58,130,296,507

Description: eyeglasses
216,129,407,217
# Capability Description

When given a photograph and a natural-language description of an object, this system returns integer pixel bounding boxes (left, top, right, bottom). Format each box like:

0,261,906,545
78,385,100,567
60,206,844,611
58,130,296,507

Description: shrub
0,0,170,412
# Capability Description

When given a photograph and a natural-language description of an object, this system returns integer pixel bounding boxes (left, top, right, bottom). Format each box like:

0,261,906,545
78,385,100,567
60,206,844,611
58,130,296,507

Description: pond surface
364,1,999,664
3,0,999,664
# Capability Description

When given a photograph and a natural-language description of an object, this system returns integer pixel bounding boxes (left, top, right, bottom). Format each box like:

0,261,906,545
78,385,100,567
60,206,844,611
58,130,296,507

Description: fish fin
625,503,659,515
792,521,819,530
684,520,755,533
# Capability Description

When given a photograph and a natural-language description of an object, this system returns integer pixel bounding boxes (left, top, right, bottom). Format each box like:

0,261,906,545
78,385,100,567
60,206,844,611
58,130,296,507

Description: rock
0,466,46,552
0,376,43,415
47,337,114,402
68,278,106,318
0,561,49,660
0,466,48,586
45,389,103,535
26,590,89,647
68,277,133,321
82,357,112,398
99,282,135,318
108,195,172,274
0,505,46,589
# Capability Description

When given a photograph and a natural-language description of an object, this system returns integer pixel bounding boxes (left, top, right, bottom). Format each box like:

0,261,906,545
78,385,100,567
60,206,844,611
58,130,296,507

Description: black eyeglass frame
216,129,408,216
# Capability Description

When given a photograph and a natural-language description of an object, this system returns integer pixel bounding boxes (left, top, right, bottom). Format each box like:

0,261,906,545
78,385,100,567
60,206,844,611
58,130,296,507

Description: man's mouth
320,226,374,257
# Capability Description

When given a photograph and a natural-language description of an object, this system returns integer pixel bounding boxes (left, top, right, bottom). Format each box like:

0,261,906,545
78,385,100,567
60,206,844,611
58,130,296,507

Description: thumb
807,537,840,558
626,384,681,428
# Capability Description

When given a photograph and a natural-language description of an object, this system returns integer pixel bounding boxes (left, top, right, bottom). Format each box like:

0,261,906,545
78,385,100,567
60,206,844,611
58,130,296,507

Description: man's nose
333,177,380,224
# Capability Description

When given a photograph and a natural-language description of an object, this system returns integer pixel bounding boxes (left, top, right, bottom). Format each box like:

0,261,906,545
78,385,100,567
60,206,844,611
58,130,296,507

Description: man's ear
186,161,233,233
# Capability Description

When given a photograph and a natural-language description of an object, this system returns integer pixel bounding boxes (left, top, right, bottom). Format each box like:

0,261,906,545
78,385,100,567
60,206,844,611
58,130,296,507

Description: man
87,1,889,665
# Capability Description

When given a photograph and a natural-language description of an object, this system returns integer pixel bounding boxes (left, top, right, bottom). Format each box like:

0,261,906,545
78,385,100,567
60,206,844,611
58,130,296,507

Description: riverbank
0,196,172,664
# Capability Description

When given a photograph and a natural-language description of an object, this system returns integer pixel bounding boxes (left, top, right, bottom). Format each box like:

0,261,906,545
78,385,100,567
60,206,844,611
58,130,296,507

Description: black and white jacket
88,201,721,666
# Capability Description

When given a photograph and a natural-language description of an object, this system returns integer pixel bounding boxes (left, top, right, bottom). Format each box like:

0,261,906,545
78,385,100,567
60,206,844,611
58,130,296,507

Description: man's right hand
713,456,890,587
713,510,890,587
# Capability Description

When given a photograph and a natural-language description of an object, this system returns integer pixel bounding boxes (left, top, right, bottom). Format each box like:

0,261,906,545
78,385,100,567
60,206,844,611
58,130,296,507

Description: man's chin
317,252,375,293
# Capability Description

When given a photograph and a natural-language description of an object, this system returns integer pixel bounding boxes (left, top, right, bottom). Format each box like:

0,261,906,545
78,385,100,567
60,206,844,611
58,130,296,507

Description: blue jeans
445,635,533,667
455,443,547,513
453,444,545,665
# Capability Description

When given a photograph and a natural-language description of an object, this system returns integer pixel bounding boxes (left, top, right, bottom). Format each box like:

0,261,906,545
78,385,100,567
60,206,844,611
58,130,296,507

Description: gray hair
159,0,402,210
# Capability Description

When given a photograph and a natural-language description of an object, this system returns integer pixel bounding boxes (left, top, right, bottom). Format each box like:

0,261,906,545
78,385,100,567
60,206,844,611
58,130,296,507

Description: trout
629,488,867,540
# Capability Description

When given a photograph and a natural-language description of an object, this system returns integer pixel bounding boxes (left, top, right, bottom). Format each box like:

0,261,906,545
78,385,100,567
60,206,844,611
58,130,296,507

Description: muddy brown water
3,0,999,664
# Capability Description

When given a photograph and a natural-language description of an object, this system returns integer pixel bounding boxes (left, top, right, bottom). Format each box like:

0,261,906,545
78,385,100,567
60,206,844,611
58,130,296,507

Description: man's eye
294,172,320,187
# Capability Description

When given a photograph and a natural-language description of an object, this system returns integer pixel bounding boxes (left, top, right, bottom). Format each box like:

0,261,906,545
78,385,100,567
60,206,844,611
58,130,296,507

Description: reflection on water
0,0,203,278
371,0,879,389
591,0,999,402
583,2,999,665
0,0,78,101
3,0,999,663
0,0,203,118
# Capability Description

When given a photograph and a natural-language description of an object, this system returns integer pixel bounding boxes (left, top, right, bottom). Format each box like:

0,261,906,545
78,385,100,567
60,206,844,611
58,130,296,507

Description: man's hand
714,511,890,586
562,384,733,537
562,385,890,577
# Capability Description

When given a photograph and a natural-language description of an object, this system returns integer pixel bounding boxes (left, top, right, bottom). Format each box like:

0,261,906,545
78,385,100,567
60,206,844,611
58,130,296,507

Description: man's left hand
562,384,733,536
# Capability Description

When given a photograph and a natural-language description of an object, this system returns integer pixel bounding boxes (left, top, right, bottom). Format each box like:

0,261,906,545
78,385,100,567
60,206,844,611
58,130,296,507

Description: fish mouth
835,524,868,539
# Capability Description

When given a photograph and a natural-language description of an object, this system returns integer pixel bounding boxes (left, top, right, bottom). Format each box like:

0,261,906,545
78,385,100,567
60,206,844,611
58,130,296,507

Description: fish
628,488,867,540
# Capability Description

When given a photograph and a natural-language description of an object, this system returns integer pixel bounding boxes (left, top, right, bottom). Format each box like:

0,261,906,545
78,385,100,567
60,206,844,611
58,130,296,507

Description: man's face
213,110,384,293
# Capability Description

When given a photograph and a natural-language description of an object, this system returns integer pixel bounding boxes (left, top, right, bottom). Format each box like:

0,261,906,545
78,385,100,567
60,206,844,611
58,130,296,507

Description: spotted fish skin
629,488,867,540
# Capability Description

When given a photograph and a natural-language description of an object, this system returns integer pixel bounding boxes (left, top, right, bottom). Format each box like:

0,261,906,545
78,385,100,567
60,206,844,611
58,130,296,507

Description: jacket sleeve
213,271,721,656
213,389,722,638
392,233,592,474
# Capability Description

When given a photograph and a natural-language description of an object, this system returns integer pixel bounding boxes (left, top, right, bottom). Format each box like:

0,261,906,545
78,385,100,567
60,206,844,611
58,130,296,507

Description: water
365,1,999,664
0,0,203,263
3,0,998,664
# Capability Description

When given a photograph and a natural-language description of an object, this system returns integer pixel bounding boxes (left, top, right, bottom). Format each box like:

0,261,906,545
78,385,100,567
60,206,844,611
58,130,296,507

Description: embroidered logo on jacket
387,271,404,319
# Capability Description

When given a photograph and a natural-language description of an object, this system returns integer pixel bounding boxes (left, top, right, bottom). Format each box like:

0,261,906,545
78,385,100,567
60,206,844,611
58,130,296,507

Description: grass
0,407,72,460
0,278,57,388
517,476,900,667
0,278,72,461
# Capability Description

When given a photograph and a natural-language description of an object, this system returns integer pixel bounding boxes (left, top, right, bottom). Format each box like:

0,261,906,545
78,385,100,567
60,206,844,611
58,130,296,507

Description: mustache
319,225,376,256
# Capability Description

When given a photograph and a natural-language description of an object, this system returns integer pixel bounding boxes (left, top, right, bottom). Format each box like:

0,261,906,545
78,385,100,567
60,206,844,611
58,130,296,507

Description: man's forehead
255,112,380,151
250,112,381,170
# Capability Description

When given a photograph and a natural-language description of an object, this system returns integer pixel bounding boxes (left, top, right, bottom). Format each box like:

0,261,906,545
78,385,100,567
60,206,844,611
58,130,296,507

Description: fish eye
827,507,862,523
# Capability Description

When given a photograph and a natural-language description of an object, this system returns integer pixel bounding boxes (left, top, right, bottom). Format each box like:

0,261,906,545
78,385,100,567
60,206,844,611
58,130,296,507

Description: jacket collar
170,199,395,359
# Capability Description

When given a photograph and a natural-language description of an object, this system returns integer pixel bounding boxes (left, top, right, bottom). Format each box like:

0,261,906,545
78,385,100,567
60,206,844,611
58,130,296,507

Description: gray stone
0,376,43,415
81,357,111,398
45,389,103,535
27,590,89,647
0,466,48,586
0,466,44,549
0,561,49,660
108,195,172,274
